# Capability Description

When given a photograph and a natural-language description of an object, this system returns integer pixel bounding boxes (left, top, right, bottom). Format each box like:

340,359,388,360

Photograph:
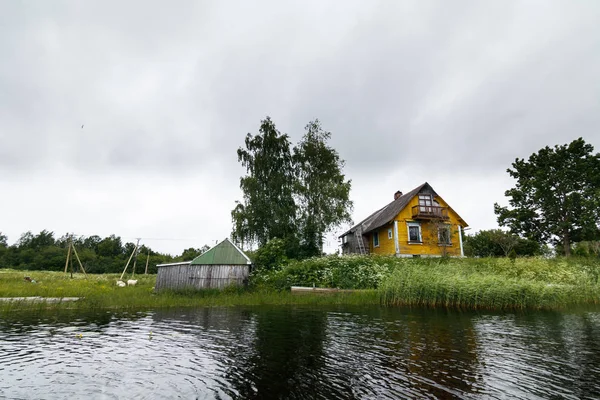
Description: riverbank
257,255,600,310
1,256,599,313
0,269,379,314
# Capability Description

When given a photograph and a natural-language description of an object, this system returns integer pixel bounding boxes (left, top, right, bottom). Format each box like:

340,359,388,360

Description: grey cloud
1,0,599,181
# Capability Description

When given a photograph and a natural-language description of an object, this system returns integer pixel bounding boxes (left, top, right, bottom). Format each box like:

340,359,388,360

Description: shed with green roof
156,238,252,290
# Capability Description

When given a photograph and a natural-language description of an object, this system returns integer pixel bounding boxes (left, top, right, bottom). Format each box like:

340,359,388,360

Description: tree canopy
494,138,600,256
463,229,541,258
231,117,353,258
232,117,297,250
0,230,210,273
293,120,353,257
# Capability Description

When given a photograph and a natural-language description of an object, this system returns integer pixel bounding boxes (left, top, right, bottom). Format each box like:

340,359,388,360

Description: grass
379,257,600,310
1,256,599,313
0,269,379,314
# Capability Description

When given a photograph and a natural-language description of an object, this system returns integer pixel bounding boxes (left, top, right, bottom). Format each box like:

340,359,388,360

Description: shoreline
1,256,599,313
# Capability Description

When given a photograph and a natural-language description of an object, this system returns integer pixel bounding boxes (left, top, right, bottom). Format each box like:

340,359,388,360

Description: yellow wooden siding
397,195,464,256
369,224,396,255
369,194,466,256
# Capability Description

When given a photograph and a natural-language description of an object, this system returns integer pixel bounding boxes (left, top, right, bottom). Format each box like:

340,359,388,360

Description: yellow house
339,183,468,257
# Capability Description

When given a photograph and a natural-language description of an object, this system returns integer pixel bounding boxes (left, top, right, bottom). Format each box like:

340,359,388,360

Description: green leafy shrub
253,238,289,271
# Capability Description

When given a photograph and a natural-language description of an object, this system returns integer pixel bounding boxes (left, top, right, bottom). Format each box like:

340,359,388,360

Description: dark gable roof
340,182,437,237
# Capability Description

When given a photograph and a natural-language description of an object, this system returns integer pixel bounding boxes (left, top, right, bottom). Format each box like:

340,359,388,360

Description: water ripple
0,307,599,399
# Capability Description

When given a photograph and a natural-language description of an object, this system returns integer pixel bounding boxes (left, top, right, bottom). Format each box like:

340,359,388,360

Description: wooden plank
64,243,72,274
71,245,88,276
156,264,250,291
291,286,356,293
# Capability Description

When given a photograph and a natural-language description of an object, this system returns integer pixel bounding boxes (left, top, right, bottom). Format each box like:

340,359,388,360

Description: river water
1,305,599,399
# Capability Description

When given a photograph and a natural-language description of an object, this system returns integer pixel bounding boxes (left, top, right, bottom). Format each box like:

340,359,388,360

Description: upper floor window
419,194,433,213
388,229,393,239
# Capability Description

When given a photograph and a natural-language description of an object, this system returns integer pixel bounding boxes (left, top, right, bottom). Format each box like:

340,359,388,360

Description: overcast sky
1,0,599,255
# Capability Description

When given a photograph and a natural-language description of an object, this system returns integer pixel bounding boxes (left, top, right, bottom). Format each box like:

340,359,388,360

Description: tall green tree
494,138,600,256
232,117,297,250
293,120,353,256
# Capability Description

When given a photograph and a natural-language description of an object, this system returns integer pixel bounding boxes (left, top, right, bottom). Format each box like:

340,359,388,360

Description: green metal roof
190,238,252,265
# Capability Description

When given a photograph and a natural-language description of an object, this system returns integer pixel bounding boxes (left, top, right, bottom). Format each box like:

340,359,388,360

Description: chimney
394,190,403,200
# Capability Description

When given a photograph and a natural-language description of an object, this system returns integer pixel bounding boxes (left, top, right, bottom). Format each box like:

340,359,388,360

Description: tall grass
1,256,599,312
254,255,600,310
379,257,600,310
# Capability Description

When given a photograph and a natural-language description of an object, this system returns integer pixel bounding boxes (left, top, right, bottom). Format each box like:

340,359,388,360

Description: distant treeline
0,230,210,274
462,229,600,258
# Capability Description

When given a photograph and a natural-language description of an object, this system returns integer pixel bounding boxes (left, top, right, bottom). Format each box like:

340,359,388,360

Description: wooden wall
156,263,250,291
341,232,370,254
369,194,465,257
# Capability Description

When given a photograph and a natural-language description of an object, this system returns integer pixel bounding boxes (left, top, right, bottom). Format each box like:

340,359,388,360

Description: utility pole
120,238,140,281
132,238,141,277
64,235,87,278
64,236,72,274
144,250,150,275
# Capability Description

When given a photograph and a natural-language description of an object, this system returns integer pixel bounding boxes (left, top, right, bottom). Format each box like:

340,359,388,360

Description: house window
373,231,380,247
419,194,433,214
407,222,422,243
342,235,348,244
388,229,393,239
438,225,452,245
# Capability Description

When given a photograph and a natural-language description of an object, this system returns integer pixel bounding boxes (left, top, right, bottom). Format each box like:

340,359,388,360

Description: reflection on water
1,306,599,399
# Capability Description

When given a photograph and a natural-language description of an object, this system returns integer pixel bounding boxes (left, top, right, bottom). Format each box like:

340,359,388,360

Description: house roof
339,182,467,237
190,238,252,265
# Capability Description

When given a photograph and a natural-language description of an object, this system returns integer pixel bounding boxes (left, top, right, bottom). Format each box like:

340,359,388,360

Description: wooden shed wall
156,264,250,291
342,232,370,255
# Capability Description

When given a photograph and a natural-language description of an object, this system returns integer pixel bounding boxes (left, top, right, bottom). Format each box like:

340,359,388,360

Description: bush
250,254,398,290
464,229,541,257
253,238,288,271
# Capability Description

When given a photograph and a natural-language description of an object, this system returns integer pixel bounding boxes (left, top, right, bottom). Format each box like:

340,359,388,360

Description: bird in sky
81,125,84,129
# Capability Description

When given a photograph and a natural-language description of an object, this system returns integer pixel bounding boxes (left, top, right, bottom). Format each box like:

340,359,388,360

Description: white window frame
373,231,380,248
407,222,422,244
388,229,393,240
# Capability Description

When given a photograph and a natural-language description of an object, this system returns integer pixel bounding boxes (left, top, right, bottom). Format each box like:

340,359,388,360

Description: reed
1,256,598,312
378,257,600,310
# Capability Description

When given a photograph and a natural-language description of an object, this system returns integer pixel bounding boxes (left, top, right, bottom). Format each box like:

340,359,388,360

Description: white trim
226,237,253,264
393,221,400,254
406,222,422,243
396,253,463,259
458,225,464,257
157,261,192,267
190,238,253,265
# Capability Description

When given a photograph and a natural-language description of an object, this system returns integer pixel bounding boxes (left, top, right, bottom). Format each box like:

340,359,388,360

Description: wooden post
71,245,87,277
144,251,150,275
132,239,140,277
120,239,139,280
64,242,72,274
